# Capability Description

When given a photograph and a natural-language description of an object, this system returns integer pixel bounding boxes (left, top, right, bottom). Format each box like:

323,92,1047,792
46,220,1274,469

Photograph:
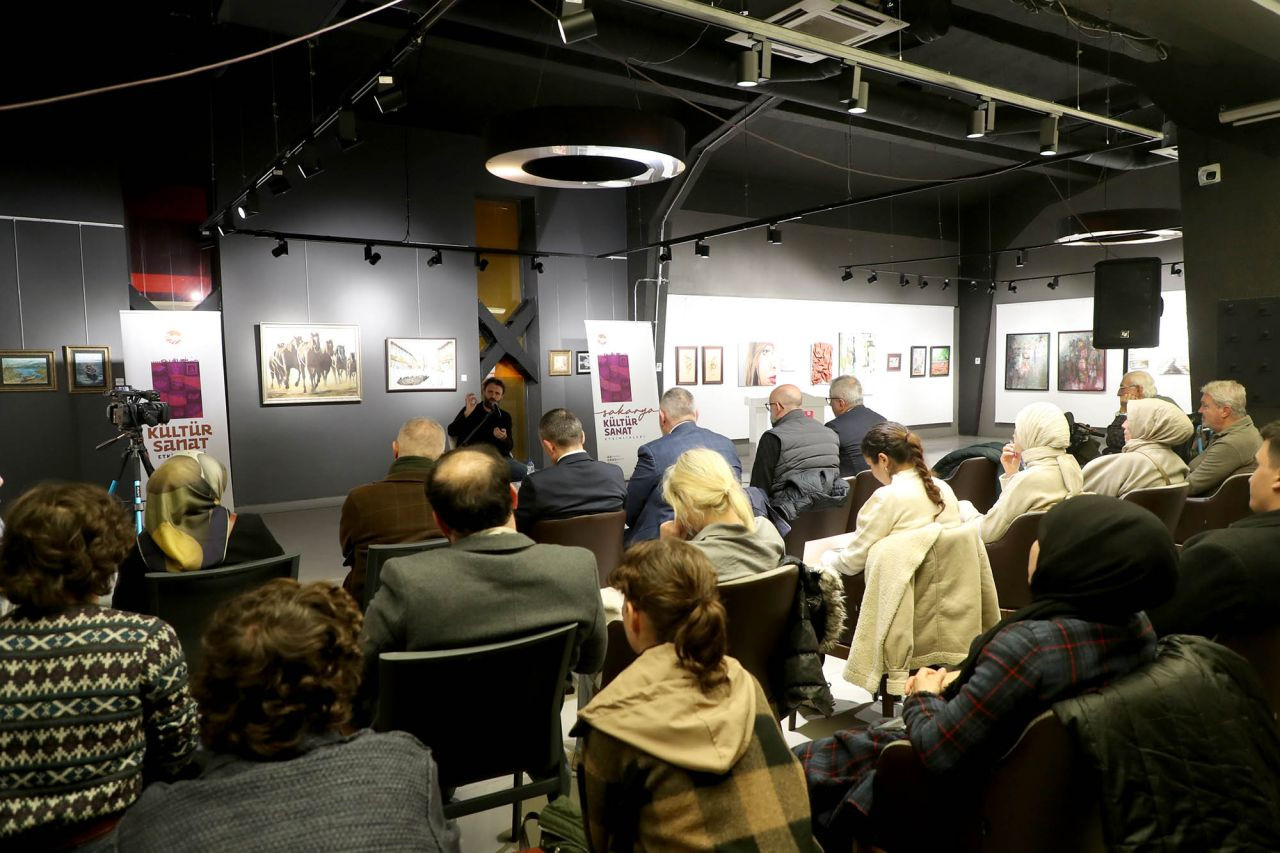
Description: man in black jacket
515,408,625,533
446,376,524,481
824,375,886,477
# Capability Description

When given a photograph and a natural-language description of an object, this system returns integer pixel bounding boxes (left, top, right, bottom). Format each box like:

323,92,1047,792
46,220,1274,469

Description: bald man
750,384,845,521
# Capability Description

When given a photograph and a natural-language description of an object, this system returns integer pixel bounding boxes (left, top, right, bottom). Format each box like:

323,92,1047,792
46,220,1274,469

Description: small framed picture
909,346,928,378
386,338,456,392
65,345,112,393
930,346,951,377
675,346,698,385
575,351,591,374
701,346,723,385
886,353,902,372
0,350,57,391
548,349,572,376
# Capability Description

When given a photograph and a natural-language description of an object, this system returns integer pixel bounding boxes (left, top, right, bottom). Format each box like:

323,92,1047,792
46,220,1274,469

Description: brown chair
782,483,855,558
1122,483,1189,537
845,470,885,533
599,619,637,691
718,564,800,711
984,511,1045,613
529,510,625,587
944,457,1000,514
1174,473,1252,544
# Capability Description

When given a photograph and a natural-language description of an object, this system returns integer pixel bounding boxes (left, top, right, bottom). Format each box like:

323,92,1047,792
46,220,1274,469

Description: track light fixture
296,145,324,179
236,189,260,220
1171,263,1183,276
374,74,407,114
1007,281,1017,294
967,280,978,292
1039,115,1059,156
271,239,289,258
737,48,758,88
265,168,291,196
336,109,362,152
766,224,781,244
918,278,929,289
841,267,854,282
658,245,672,263
530,255,545,274
986,281,997,294
364,243,381,266
843,65,869,114
942,278,951,291
1048,275,1059,290
558,0,597,44
475,253,489,272
967,102,987,139
695,239,710,259
1015,249,1026,268
900,273,909,288
427,249,443,267
213,213,234,238
867,271,878,284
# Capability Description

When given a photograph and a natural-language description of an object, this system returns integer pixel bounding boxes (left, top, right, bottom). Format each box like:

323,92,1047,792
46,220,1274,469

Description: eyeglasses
824,397,838,405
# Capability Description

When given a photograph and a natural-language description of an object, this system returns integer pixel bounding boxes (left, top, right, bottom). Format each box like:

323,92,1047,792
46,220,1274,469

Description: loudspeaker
1092,258,1163,348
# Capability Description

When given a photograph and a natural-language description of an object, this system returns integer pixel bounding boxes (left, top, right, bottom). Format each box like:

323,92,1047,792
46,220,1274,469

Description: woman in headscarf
978,401,1084,542
112,451,283,613
1082,398,1193,497
795,495,1177,850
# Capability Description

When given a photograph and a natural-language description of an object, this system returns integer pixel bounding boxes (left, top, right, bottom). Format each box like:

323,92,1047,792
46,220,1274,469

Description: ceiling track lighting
658,245,672,263
986,281,997,295
1171,262,1183,276
271,239,289,258
967,281,978,293
1048,275,1060,290
841,267,854,282
941,278,951,291
1015,249,1026,268
558,0,597,44
966,102,987,139
236,189,260,220
475,253,489,272
336,109,362,152
530,255,545,274
1039,115,1060,157
1007,281,1018,294
766,224,781,244
867,271,878,284
364,243,381,266
374,74,407,114
265,168,292,196
843,65,869,115
695,239,710,259
426,249,443,267
899,273,909,288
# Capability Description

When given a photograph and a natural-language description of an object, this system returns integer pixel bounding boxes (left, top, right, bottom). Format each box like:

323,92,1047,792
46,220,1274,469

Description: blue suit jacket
825,405,887,477
515,453,626,533
624,421,741,544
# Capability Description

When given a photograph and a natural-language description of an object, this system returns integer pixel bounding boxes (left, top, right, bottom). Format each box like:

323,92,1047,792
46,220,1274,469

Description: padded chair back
944,457,1000,514
1174,473,1252,544
1122,483,1189,537
364,538,448,610
529,510,625,587
984,512,1045,612
845,470,885,533
718,564,799,708
782,483,854,558
145,553,300,673
599,619,637,690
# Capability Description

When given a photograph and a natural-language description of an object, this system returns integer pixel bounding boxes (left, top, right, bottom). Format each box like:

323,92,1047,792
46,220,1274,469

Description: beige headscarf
1013,402,1084,495
1123,398,1193,451
140,451,232,572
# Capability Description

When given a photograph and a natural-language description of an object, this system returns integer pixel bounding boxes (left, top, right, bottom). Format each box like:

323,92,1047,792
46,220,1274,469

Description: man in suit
339,417,444,603
1187,379,1262,495
625,388,740,545
1150,419,1280,638
824,375,886,476
360,445,606,707
515,408,625,533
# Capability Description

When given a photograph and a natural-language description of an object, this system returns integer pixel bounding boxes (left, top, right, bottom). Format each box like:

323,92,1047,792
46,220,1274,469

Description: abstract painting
1004,332,1050,391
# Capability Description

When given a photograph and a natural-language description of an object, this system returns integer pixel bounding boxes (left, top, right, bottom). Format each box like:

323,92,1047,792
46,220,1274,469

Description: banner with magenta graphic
119,311,235,509
584,321,662,479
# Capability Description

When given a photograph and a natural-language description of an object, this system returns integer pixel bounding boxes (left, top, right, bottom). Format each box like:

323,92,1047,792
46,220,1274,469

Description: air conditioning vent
726,0,906,64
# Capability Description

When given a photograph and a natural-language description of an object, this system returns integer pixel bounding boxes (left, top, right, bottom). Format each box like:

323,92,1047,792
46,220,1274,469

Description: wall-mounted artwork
886,353,902,372
909,346,927,378
675,346,698,385
837,334,857,376
811,342,833,384
386,337,456,392
1004,332,1050,391
259,323,361,404
930,346,951,377
838,332,878,376
575,351,591,374
739,341,778,386
0,350,56,391
1127,349,1189,376
65,345,111,393
701,346,723,385
1057,331,1106,392
548,349,572,376
598,353,633,402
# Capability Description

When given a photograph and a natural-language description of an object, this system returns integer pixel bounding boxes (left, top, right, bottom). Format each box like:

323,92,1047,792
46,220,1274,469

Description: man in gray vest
750,384,847,522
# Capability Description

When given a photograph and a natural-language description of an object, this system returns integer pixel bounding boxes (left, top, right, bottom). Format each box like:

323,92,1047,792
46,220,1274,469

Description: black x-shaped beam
478,297,539,381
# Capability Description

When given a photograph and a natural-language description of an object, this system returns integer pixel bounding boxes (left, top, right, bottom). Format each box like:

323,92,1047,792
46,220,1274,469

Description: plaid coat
796,614,1157,828
339,455,440,602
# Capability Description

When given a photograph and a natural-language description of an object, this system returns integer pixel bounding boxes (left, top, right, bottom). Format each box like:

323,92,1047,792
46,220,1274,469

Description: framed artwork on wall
258,323,361,405
0,350,57,391
701,346,723,385
909,346,927,378
385,337,456,392
1004,332,1050,391
1057,331,1106,392
64,345,111,393
548,349,572,376
886,353,902,372
811,342,833,384
675,346,698,385
739,341,778,386
930,346,951,377
575,351,592,374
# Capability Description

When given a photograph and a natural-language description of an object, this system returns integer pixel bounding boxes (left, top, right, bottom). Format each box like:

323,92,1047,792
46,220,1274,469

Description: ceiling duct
725,0,907,63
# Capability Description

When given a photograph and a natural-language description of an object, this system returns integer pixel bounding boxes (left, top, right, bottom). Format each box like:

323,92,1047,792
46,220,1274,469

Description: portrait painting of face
739,341,778,386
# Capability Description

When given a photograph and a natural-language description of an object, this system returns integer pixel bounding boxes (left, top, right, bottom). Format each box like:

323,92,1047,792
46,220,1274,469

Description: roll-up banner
583,320,663,479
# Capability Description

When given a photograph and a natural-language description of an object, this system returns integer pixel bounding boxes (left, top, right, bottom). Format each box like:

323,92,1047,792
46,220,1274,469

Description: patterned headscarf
140,451,232,572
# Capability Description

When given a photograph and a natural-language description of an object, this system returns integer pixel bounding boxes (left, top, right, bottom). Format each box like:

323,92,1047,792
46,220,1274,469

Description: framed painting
739,341,778,386
1057,331,1106,392
258,323,361,404
575,351,592,374
0,350,57,391
1004,332,1050,391
675,346,698,385
886,353,902,372
930,345,951,377
548,349,572,376
909,346,927,378
65,345,111,393
811,342,833,384
385,338,456,392
701,346,723,385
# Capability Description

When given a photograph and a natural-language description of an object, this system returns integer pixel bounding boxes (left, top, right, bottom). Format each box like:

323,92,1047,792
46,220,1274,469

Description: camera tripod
98,429,155,535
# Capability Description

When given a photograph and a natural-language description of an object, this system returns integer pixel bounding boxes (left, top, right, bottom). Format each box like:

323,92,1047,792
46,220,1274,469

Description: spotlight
427,249,443,267
1015,249,1026,268
1171,262,1183,276
841,267,854,283
986,281,997,294
336,109,362,152
867,271,878,284
1039,115,1059,156
475,253,489,272
364,243,381,266
900,273,909,287
737,48,759,88
766,224,781,245
1048,275,1059,290
374,74,407,114
1007,281,1018,294
695,239,710,259
557,0,597,44
265,168,291,196
843,65,869,114
214,213,234,237
967,104,987,139
942,278,951,291
296,145,324,179
658,244,672,263
530,255,545,274
271,239,289,258
967,280,978,292
236,189,260,220
918,278,929,289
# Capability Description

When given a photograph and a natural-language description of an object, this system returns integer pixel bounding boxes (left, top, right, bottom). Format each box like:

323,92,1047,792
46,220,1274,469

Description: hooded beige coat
1082,398,1193,497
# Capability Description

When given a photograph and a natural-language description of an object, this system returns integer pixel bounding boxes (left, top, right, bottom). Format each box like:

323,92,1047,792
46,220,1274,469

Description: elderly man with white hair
824,375,887,476
1103,370,1166,455
1187,380,1262,496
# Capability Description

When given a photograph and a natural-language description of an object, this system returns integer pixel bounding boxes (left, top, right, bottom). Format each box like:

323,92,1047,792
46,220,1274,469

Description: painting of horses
258,323,361,404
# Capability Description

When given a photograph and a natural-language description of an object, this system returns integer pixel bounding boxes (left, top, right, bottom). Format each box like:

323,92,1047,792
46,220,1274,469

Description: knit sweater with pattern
0,605,199,839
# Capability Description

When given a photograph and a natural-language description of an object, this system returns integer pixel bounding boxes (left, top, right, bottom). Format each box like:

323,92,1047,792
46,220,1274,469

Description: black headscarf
944,494,1178,699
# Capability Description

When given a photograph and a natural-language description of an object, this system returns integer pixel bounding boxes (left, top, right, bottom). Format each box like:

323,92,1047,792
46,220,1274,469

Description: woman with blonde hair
1082,398,1193,496
979,402,1084,542
660,447,784,581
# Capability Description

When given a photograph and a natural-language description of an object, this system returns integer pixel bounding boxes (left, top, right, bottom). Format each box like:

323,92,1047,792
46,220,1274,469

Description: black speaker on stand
1092,257,1163,349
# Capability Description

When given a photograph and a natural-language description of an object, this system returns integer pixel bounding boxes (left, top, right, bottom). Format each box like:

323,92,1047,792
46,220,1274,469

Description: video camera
105,385,171,431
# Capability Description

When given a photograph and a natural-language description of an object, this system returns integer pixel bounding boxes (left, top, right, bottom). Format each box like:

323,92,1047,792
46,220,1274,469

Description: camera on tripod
105,385,172,430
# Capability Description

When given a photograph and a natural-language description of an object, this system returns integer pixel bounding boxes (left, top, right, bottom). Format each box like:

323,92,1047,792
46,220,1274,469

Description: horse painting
306,333,335,392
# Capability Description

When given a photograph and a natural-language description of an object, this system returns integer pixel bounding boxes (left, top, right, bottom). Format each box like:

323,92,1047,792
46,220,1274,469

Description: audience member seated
658,447,784,581
339,417,445,603
1082,398,1193,496
1102,370,1173,455
825,375,887,477
573,540,818,852
114,579,459,852
1150,419,1280,638
1187,379,1262,496
113,451,283,613
361,446,606,713
795,495,1176,850
978,402,1083,542
821,423,960,576
750,384,848,522
625,388,740,545
0,484,199,849
515,408,625,533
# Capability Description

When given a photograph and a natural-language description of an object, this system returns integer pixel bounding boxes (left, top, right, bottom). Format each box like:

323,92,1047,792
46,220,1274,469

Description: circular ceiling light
485,107,686,189
1055,209,1181,246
